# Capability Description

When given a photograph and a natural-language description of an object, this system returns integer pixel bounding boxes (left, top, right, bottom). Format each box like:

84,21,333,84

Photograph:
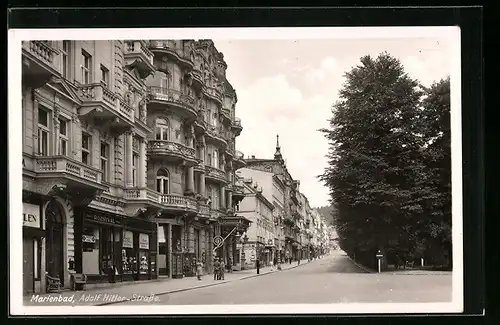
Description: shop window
156,168,169,194
139,233,150,275
122,230,136,275
82,225,99,275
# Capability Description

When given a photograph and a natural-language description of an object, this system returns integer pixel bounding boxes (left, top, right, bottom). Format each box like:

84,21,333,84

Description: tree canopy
319,53,451,268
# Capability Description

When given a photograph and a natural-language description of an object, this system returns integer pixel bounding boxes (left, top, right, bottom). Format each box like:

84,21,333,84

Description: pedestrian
220,260,225,280
256,258,260,274
196,259,203,281
213,258,220,280
227,258,233,273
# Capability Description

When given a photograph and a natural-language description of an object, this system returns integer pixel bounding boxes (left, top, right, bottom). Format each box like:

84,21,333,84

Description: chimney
251,155,255,159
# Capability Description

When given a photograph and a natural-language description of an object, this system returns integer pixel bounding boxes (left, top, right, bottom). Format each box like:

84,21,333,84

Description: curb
95,260,311,306
346,256,375,273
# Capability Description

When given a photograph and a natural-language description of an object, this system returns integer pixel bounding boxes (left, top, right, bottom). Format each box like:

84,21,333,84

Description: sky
214,37,453,208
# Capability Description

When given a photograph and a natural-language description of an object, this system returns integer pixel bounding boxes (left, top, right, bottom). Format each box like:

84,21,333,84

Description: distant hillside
315,205,336,225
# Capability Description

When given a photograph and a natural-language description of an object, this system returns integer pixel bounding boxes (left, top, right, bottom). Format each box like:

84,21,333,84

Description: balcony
194,113,207,132
147,87,197,119
205,124,228,147
231,117,243,136
159,194,198,213
124,187,163,217
205,166,228,184
124,40,155,79
147,140,197,165
193,160,205,173
35,155,108,205
221,108,232,122
225,140,235,157
77,83,134,134
203,86,223,105
196,203,211,220
232,181,246,202
189,68,204,89
290,188,299,205
22,41,59,89
149,40,194,69
233,150,246,170
219,215,252,231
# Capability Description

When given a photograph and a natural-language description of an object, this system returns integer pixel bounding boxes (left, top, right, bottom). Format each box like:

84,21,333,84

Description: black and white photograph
9,26,462,315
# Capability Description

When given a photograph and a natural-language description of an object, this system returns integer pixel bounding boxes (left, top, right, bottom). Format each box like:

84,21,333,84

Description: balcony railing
148,87,195,111
235,150,244,160
78,83,117,107
233,117,242,127
160,194,198,210
124,40,154,65
35,155,102,184
149,40,193,65
205,166,227,181
197,203,211,216
125,188,161,203
203,86,223,103
147,140,196,159
22,41,57,67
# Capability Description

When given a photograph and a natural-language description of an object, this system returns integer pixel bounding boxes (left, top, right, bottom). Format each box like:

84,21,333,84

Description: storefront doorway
45,200,65,286
23,238,34,294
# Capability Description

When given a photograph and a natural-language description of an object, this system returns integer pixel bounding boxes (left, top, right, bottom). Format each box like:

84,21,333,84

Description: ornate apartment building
21,39,249,295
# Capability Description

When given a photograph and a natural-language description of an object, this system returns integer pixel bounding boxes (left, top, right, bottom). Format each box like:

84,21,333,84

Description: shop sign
82,234,96,243
86,213,119,225
139,233,149,249
23,203,40,228
123,230,133,248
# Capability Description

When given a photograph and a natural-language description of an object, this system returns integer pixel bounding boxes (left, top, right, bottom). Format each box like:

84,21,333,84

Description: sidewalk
24,259,311,306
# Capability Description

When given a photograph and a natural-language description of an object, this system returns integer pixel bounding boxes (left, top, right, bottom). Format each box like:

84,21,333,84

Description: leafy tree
417,77,452,267
319,53,432,268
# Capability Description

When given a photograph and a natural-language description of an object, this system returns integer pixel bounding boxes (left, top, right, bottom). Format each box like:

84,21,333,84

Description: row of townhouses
21,39,251,295
232,136,332,269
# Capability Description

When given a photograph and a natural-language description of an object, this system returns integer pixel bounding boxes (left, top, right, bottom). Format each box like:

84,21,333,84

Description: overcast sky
214,37,453,208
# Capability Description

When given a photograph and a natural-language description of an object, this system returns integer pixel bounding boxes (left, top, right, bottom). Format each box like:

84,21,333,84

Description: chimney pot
251,155,255,159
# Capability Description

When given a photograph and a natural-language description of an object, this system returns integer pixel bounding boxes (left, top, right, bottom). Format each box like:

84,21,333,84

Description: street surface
117,251,452,305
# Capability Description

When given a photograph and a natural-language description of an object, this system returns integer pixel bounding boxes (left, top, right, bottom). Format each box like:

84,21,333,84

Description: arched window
155,118,169,140
156,168,170,194
212,150,219,169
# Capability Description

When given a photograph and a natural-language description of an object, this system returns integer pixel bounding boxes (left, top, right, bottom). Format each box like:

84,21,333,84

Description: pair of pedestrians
213,257,225,280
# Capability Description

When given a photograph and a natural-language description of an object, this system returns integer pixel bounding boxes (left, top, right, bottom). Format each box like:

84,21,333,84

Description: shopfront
74,208,157,283
22,200,44,295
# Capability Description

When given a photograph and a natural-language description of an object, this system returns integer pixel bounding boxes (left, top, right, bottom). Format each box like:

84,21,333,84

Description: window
156,169,169,194
100,142,109,182
207,153,211,166
160,76,169,91
58,118,68,156
100,64,109,85
155,118,169,140
37,107,50,156
212,150,219,169
61,41,71,78
82,133,91,165
132,153,139,186
81,50,91,84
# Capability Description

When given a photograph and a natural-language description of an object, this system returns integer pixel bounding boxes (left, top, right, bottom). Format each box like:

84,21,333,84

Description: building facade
21,39,249,295
236,177,275,269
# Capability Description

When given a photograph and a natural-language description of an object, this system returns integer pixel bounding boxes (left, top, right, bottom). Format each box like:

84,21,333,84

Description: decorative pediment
47,76,82,104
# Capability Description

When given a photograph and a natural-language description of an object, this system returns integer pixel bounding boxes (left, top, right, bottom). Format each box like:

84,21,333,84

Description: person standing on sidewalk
220,260,225,280
227,258,233,273
196,259,204,281
213,258,220,280
256,258,260,275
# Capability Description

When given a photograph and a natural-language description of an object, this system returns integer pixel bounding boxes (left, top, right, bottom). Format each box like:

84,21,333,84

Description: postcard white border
8,26,463,316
